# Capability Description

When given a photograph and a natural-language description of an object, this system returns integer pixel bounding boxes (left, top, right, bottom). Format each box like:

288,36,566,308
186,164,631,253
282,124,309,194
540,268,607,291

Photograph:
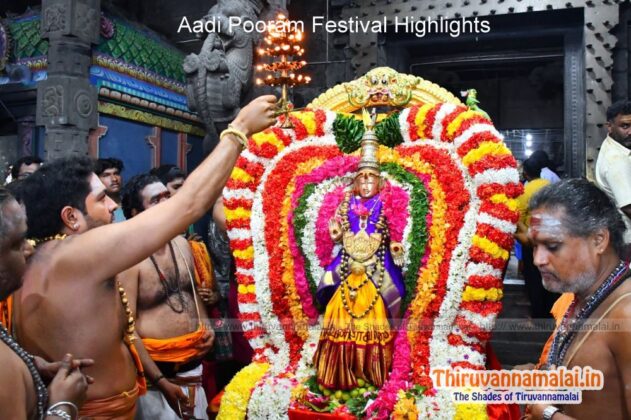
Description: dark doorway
383,8,585,177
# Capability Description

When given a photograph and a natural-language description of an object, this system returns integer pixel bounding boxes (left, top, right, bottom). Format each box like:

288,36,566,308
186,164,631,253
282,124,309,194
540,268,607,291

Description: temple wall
0,9,204,178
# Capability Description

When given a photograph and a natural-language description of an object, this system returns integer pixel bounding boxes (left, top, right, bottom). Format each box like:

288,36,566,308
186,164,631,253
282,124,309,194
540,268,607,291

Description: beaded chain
338,191,389,319
28,233,67,248
148,241,186,314
117,281,136,344
0,323,48,418
547,260,629,367
339,245,387,319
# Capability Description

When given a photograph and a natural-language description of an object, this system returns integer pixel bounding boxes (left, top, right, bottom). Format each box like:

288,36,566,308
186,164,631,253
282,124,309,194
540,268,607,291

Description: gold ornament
28,234,68,247
308,66,462,114
390,241,405,267
342,230,382,263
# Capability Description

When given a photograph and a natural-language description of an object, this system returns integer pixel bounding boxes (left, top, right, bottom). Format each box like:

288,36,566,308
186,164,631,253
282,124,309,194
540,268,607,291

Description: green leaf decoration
333,114,364,153
375,111,404,148
333,112,404,151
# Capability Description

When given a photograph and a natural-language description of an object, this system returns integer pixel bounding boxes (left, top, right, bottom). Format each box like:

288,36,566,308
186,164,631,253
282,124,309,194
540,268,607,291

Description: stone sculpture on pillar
183,0,288,155
36,0,100,158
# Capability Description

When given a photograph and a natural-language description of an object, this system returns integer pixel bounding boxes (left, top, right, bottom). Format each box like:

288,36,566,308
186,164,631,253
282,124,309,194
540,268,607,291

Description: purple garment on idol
316,194,405,318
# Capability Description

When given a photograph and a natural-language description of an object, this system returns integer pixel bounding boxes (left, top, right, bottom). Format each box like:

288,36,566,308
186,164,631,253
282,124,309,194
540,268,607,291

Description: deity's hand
390,241,405,266
231,95,278,138
328,219,343,242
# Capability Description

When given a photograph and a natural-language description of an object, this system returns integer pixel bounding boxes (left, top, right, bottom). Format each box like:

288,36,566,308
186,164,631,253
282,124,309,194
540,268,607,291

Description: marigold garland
455,401,490,420
217,362,270,420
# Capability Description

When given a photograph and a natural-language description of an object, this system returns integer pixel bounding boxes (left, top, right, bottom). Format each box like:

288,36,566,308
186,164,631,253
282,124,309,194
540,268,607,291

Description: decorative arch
219,68,521,420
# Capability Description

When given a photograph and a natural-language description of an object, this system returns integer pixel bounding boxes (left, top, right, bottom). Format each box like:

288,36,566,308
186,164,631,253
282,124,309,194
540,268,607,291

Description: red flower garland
407,107,420,141
456,131,502,158
438,106,467,141
476,223,515,250
449,114,491,140
467,154,518,177
469,247,508,271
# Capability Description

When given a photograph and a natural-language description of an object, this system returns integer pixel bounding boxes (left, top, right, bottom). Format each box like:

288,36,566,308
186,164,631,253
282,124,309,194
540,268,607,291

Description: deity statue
313,110,406,391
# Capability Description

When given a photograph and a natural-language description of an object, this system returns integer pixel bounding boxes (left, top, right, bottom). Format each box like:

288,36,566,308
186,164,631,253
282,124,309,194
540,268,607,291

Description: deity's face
354,171,380,199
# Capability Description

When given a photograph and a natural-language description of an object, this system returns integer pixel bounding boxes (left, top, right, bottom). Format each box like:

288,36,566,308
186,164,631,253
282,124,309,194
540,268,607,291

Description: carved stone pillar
17,116,36,156
36,0,100,159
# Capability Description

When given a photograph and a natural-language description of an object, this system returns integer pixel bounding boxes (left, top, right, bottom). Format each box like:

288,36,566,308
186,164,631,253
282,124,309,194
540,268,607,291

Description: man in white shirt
530,150,561,184
596,100,631,243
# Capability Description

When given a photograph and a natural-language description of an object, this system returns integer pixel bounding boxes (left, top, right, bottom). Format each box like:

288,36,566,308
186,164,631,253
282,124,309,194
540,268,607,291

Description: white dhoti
135,364,208,419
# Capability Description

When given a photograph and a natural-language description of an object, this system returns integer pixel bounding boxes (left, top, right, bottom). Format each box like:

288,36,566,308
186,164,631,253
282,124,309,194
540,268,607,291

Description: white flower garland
248,375,295,420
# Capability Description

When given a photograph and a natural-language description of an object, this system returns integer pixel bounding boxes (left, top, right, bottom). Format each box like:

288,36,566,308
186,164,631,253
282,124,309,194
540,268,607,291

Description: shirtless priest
0,188,90,419
120,173,213,419
524,179,631,420
11,95,276,419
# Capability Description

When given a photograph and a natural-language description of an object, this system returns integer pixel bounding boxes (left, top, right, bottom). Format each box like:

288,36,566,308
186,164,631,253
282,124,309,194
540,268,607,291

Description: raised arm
56,96,277,283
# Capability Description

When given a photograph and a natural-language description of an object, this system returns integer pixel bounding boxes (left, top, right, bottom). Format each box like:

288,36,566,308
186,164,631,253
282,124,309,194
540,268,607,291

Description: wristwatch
542,405,561,420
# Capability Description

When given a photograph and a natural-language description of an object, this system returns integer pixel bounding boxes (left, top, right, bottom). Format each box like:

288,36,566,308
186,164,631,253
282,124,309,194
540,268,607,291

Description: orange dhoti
80,340,146,419
79,381,141,420
139,325,209,419
141,324,207,364
313,271,394,390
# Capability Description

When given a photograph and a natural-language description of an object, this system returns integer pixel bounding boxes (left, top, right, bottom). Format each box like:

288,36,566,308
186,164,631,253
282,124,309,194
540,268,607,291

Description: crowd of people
0,96,630,419
0,95,276,419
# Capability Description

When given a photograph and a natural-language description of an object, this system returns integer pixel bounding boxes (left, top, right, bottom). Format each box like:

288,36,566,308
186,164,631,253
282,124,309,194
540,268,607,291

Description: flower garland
280,156,329,336
365,315,413,419
291,156,359,303
217,362,270,420
248,374,297,420
223,103,520,419
379,159,431,307
296,181,347,299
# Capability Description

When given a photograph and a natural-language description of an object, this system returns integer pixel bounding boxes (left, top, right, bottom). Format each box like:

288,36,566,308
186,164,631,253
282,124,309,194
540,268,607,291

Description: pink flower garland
286,220,321,322
380,182,410,242
315,186,346,267
366,314,412,419
287,156,360,322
